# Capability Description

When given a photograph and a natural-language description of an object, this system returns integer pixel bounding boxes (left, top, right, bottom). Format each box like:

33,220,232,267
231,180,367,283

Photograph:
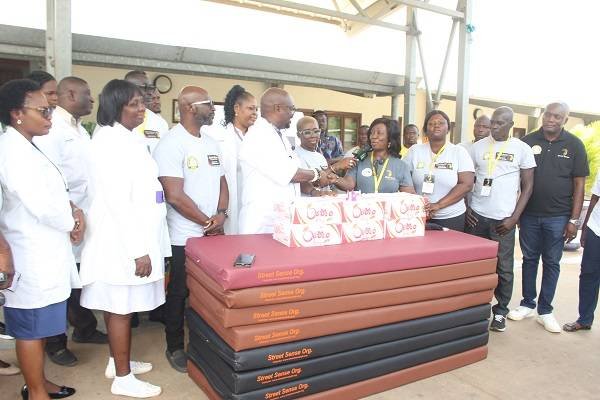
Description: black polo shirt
522,128,589,217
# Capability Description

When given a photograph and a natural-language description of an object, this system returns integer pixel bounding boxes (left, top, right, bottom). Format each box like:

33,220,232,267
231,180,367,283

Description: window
297,109,361,152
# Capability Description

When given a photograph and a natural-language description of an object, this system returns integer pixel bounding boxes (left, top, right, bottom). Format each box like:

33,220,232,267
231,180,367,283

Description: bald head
178,86,214,130
260,87,295,129
56,76,93,118
473,114,491,141
542,102,569,135
490,106,514,141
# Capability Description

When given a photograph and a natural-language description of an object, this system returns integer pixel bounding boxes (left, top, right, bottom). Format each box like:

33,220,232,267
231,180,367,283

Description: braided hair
223,84,252,126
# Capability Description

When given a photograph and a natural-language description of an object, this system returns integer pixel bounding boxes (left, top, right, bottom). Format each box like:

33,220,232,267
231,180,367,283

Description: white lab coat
205,122,243,234
34,106,92,261
0,127,79,309
238,117,300,234
80,123,171,286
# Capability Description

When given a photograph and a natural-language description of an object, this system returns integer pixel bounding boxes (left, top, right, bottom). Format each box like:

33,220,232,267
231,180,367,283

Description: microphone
352,145,373,162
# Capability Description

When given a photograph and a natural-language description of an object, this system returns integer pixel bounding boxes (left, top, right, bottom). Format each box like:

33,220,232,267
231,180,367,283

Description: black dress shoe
72,329,108,344
46,348,78,367
21,384,76,399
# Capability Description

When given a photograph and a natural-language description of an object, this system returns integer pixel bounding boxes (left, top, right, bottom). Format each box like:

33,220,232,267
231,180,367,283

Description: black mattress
186,304,490,371
188,332,489,400
189,320,488,393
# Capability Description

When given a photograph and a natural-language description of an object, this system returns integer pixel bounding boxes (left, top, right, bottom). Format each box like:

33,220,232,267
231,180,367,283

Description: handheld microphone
352,145,373,162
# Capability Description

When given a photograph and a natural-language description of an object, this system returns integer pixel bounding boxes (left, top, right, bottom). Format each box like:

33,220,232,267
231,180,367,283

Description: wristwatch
218,209,229,218
569,219,580,227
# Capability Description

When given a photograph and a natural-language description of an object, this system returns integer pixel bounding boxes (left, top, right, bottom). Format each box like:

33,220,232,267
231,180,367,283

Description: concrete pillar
455,0,472,144
46,0,72,79
403,7,417,124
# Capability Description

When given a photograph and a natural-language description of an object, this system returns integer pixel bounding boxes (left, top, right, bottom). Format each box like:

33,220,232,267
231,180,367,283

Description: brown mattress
187,258,497,308
187,346,488,400
190,290,493,351
188,273,498,327
185,231,499,290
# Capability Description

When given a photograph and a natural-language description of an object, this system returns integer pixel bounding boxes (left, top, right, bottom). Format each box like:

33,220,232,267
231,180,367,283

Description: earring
235,113,238,117
16,119,22,125
387,142,391,148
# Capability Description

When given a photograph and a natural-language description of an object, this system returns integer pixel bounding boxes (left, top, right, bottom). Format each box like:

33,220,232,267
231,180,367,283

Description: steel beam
391,94,401,121
412,10,433,113
45,0,72,79
455,0,472,143
403,7,417,124
390,0,464,19
434,19,457,108
206,0,410,32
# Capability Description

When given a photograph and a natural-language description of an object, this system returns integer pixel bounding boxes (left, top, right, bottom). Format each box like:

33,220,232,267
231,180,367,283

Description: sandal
562,322,592,332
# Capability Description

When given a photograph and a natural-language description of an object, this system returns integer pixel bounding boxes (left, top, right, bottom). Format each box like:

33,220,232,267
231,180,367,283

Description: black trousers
165,245,188,353
430,213,466,232
464,211,515,316
45,265,98,353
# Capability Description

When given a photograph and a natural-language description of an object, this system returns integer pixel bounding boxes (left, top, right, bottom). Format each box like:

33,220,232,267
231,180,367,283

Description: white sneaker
105,358,153,379
537,313,562,333
507,306,536,321
111,373,161,398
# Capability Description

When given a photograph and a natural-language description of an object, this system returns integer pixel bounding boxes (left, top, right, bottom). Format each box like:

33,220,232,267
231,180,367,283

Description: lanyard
31,142,69,193
370,152,390,193
486,137,510,178
428,143,447,174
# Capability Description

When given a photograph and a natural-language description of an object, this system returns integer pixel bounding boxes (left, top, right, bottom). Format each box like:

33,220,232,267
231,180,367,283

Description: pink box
342,198,386,222
381,193,427,219
385,217,426,239
274,197,344,225
341,220,385,242
273,223,343,247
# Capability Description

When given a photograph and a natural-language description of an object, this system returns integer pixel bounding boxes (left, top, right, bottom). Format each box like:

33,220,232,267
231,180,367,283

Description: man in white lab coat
33,76,108,367
238,88,337,234
124,70,169,154
153,86,229,372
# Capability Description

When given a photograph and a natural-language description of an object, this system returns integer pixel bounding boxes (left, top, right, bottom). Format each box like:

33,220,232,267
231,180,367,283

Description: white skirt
80,279,165,315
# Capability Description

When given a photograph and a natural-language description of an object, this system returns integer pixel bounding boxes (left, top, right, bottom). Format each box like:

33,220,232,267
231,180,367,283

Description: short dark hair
124,70,147,81
312,110,326,118
368,117,401,158
97,79,142,127
403,123,419,133
358,124,370,130
0,79,41,125
423,110,451,134
26,70,56,86
223,84,254,126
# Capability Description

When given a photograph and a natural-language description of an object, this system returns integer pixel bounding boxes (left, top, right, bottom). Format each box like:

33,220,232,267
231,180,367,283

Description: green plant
571,121,600,196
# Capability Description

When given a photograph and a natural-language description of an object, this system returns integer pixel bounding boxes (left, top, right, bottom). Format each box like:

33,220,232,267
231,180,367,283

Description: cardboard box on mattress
341,220,385,242
378,192,427,219
274,197,344,225
273,222,343,247
385,217,426,239
341,197,386,222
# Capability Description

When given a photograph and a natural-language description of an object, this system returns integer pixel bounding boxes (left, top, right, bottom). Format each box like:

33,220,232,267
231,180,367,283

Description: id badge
480,178,493,197
422,174,435,194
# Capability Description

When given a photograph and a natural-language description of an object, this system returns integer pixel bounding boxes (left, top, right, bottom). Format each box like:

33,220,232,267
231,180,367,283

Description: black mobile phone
234,253,255,268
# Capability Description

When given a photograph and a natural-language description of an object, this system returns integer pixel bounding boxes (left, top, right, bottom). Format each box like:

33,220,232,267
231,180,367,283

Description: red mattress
188,273,498,327
186,258,497,308
190,290,493,351
187,346,488,400
185,231,498,290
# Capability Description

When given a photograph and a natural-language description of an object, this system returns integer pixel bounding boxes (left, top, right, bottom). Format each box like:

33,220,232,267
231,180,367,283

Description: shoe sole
165,351,187,373
111,388,162,398
490,326,506,332
0,334,15,340
536,317,561,333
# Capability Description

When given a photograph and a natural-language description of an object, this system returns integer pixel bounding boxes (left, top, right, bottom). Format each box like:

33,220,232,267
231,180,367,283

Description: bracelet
310,168,320,183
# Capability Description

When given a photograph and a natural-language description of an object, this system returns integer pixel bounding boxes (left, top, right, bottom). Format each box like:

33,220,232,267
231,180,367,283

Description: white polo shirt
153,123,224,245
404,142,474,219
587,171,600,237
469,136,536,220
238,117,300,234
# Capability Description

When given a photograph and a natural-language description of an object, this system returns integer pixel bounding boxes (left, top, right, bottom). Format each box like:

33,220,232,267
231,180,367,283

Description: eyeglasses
191,100,214,108
276,104,297,113
299,128,321,136
135,84,156,92
23,106,53,119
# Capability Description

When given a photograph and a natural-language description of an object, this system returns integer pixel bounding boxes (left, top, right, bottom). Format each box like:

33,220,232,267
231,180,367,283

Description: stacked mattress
185,230,498,400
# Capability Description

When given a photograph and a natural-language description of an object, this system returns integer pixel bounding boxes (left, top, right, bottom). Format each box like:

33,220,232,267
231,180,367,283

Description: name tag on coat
207,154,220,166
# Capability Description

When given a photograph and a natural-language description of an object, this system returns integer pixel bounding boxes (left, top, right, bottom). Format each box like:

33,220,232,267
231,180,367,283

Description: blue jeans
519,214,568,315
578,228,600,326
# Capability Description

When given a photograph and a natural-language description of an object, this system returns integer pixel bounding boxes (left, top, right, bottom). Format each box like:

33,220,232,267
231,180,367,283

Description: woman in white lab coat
0,79,83,399
207,84,257,234
80,80,170,398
